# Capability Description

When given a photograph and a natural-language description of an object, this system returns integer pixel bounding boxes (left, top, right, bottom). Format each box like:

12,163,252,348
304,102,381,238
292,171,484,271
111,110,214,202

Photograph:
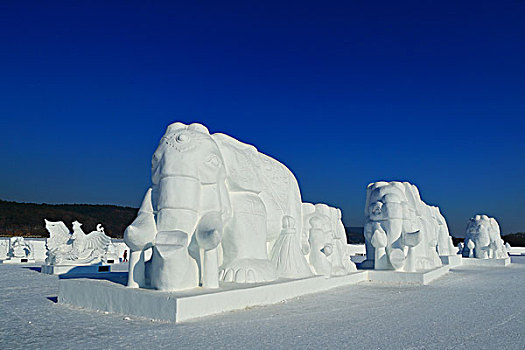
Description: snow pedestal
366,265,450,285
461,257,511,267
440,255,463,266
59,271,368,323
0,257,36,264
42,262,128,275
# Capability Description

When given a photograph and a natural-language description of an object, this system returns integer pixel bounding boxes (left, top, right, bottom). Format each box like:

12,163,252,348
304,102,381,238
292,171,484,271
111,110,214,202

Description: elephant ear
489,217,501,236
402,182,423,217
212,133,264,192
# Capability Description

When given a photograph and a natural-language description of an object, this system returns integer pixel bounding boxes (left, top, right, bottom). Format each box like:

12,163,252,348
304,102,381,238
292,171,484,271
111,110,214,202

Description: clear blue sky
1,1,524,236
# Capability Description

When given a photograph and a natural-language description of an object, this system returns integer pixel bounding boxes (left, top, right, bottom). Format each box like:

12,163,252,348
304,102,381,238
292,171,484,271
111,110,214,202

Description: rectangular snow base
461,257,511,267
58,271,369,323
42,263,128,275
440,255,463,266
0,258,36,264
367,265,450,285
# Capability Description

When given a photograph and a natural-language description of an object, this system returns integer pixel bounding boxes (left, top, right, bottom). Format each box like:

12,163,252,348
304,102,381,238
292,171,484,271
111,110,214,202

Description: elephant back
212,133,303,241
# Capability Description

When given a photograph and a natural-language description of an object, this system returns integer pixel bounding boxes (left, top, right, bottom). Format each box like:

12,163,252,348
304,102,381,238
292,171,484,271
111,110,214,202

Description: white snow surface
1,257,524,350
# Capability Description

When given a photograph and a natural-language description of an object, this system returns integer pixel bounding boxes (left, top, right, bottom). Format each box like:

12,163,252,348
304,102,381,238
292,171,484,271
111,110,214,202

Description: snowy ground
1,258,524,350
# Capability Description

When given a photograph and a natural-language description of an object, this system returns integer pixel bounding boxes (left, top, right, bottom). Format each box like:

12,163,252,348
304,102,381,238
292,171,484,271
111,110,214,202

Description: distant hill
0,199,137,238
502,232,525,247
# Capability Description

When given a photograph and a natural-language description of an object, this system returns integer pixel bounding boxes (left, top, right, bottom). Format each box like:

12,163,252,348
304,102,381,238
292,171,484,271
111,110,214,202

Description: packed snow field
1,258,524,350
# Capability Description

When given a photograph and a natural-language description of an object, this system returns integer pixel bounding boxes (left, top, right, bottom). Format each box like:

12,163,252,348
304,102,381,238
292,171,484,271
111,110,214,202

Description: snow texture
1,257,524,350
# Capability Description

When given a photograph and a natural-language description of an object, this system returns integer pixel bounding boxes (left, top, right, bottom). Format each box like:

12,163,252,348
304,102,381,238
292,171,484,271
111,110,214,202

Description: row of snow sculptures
124,122,356,291
462,215,508,259
44,219,114,265
363,181,456,272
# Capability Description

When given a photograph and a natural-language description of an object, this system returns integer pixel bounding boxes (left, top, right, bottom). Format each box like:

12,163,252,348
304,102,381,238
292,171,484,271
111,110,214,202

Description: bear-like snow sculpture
462,215,508,259
125,122,354,291
8,237,33,259
363,181,455,271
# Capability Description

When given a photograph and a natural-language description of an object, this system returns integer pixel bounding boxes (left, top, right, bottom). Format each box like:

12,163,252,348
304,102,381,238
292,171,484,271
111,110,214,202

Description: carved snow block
41,262,128,275
439,255,463,266
461,257,511,267
0,257,35,264
367,265,450,285
58,271,368,323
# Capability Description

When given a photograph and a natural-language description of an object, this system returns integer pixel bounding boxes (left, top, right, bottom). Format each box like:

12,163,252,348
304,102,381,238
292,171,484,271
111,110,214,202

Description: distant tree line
502,233,525,247
1,199,524,246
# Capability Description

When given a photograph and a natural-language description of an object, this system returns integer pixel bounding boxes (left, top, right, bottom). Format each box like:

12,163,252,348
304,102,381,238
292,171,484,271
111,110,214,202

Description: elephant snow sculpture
363,181,453,271
125,122,355,291
301,203,356,276
462,215,508,259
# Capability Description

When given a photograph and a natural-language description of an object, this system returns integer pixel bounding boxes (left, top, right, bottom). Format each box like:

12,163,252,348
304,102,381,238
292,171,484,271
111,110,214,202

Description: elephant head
463,214,507,259
125,122,233,290
365,182,411,270
151,122,231,235
364,181,443,271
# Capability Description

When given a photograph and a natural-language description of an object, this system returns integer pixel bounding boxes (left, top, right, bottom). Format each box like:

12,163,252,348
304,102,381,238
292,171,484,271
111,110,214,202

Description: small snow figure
123,250,128,262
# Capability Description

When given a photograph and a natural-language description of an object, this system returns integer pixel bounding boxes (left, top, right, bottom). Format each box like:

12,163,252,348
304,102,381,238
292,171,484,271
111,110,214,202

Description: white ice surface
1,257,524,350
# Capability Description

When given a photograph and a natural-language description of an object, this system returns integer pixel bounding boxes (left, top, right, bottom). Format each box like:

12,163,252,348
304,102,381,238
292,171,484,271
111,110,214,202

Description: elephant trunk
154,175,202,234
382,218,406,270
146,175,202,291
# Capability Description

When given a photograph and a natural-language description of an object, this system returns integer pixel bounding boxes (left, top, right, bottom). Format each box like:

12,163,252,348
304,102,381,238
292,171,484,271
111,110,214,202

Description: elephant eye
175,133,190,143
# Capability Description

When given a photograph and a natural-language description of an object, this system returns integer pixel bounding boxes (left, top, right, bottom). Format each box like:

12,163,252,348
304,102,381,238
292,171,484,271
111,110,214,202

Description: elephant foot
388,248,405,271
344,260,358,273
219,258,277,283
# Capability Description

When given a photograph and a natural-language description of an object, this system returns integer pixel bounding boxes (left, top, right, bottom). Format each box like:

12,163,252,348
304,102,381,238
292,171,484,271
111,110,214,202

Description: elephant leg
383,219,405,270
220,192,277,283
127,249,146,288
362,223,376,269
201,248,219,288
195,211,223,289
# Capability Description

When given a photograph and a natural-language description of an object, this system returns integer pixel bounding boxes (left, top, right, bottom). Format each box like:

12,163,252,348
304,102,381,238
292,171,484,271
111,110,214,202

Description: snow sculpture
462,215,508,259
8,237,33,259
125,122,355,291
0,240,10,259
333,208,357,274
44,220,112,265
104,242,120,263
363,181,453,271
308,215,333,275
299,203,356,277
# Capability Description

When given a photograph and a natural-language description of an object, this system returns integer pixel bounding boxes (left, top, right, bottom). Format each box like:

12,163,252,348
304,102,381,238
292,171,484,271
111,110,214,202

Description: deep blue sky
1,1,524,236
